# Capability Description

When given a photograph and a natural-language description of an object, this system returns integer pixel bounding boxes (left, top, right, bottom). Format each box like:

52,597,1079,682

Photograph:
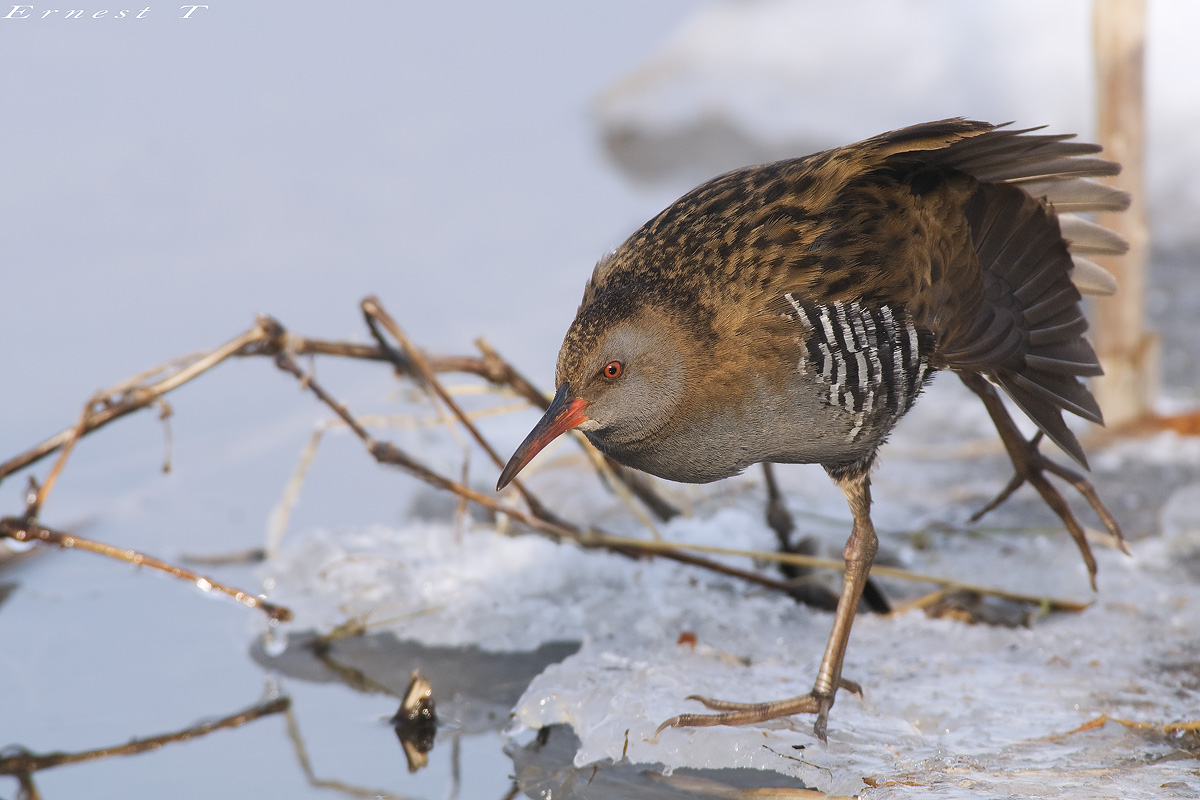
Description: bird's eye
603,361,623,379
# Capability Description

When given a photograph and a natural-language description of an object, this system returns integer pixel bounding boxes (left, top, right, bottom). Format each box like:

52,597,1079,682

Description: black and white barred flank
782,295,934,441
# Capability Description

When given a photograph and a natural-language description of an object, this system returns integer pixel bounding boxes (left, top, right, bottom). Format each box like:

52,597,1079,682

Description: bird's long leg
958,372,1128,588
810,468,876,737
762,462,796,550
656,468,876,742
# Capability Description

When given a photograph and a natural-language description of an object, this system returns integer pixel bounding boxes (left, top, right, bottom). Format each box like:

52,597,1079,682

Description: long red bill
496,383,589,490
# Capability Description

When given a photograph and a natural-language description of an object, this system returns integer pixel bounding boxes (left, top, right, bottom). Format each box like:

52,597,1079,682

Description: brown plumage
498,119,1128,741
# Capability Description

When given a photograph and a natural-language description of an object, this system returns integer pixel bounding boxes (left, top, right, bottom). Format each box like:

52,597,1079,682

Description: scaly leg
657,468,876,742
958,372,1128,589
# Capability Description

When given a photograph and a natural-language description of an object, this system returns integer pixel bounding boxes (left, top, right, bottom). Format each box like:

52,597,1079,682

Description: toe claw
813,712,828,743
655,716,683,736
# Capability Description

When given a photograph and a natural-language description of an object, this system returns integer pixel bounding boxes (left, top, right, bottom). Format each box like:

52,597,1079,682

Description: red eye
603,361,623,379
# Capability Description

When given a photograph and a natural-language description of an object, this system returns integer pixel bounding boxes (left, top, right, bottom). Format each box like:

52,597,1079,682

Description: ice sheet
263,378,1200,798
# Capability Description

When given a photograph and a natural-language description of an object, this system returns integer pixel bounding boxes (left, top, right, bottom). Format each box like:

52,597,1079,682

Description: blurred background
2,1,1198,798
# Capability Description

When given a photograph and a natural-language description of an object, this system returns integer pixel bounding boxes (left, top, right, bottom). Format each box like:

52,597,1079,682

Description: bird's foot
958,372,1128,588
655,678,862,743
973,428,1128,587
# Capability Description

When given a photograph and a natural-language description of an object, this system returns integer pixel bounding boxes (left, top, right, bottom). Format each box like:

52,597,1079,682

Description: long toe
655,693,824,735
960,372,1128,581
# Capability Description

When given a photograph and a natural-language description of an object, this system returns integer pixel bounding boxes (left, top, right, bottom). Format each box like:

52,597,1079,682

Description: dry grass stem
885,588,956,616
28,399,91,516
265,428,325,559
1062,714,1200,736
361,296,559,523
320,605,443,642
263,403,529,557
0,319,519,487
0,517,291,621
283,704,421,800
588,535,1091,613
0,696,289,776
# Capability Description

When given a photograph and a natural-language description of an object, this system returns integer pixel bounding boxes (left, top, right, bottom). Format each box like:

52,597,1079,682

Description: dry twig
0,517,291,622
283,704,422,800
361,297,559,524
0,696,289,776
1062,714,1200,737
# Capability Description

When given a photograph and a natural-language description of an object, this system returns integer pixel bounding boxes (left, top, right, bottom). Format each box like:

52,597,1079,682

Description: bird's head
496,298,692,490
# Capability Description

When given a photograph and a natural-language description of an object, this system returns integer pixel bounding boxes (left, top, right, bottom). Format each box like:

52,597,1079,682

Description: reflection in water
0,696,290,800
251,631,581,738
509,725,825,800
391,671,438,773
253,630,581,797
282,702,427,800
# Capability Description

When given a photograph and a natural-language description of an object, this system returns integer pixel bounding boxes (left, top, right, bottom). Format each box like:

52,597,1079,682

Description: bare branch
0,518,291,622
0,696,289,775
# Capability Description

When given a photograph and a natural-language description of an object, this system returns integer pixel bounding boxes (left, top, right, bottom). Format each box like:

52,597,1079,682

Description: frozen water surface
264,375,1200,798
